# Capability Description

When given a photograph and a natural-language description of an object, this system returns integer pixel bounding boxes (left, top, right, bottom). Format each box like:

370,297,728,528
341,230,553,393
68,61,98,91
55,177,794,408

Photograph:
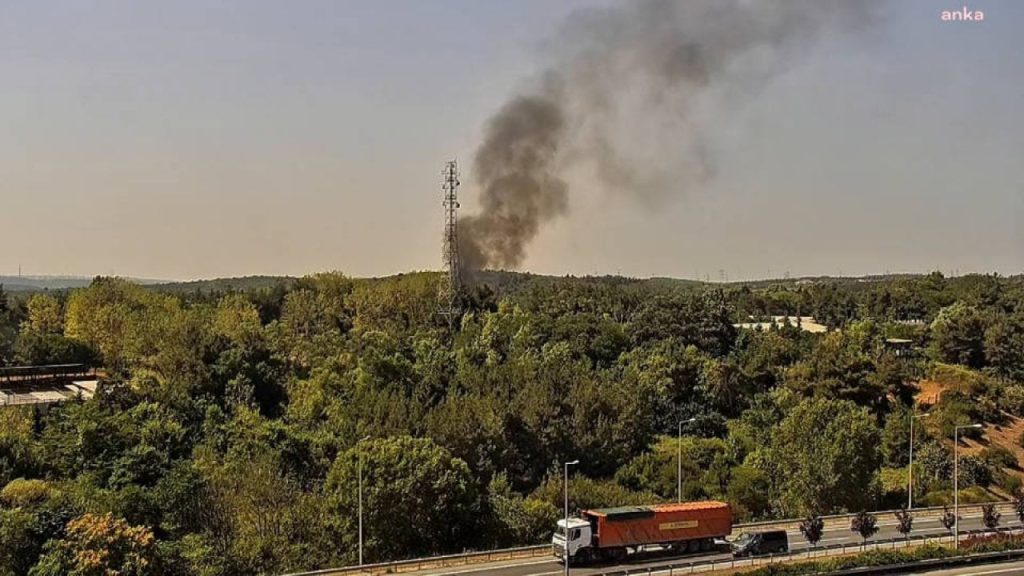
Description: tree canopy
0,271,1020,574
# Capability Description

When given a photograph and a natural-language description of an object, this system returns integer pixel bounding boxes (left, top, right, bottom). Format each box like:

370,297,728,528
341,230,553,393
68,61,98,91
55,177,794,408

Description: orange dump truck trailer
553,501,732,564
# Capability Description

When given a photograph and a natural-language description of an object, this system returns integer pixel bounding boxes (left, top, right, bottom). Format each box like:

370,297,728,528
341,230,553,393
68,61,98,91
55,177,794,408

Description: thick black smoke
460,0,878,271
459,92,568,271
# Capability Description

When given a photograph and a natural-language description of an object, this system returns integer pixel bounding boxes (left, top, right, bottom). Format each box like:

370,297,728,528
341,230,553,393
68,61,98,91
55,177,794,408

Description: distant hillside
7,270,1007,296
0,275,165,292
0,276,97,292
151,275,295,294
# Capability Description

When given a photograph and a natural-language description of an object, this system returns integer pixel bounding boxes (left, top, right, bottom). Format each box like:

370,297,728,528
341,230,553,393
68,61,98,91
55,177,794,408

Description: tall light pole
564,459,579,576
908,412,930,509
358,435,371,565
954,424,982,549
678,418,696,503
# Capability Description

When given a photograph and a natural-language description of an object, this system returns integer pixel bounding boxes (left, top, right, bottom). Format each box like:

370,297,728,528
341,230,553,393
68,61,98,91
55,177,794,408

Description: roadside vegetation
742,533,1024,575
0,271,1022,575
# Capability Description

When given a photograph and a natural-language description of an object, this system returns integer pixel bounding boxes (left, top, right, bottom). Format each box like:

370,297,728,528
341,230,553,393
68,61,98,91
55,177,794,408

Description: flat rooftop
0,380,97,407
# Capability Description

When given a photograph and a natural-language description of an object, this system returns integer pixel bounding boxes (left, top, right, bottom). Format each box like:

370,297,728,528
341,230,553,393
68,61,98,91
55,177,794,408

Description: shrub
940,505,956,532
919,486,992,507
934,391,985,439
963,533,1024,552
981,445,1018,470
849,510,878,543
996,472,1022,495
894,507,913,538
958,455,992,488
961,485,995,503
740,544,956,575
982,503,1001,529
0,478,51,507
930,362,990,395
1000,385,1024,417
798,515,824,547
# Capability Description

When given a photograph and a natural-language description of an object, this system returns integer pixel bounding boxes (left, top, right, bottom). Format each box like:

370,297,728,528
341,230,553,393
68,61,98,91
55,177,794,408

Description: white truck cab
552,517,592,561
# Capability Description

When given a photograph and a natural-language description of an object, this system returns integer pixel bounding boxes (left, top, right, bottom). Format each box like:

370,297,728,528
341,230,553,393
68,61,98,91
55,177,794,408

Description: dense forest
0,271,1023,575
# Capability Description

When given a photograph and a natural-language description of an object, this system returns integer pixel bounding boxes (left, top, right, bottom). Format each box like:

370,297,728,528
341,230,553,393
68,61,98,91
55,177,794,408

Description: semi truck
552,501,732,564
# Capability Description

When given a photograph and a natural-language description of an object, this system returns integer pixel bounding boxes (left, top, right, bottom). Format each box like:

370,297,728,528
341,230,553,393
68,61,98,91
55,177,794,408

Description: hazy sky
2,0,1021,281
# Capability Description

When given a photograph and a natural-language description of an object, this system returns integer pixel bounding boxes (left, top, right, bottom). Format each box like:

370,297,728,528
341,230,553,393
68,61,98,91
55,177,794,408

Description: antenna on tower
439,159,463,331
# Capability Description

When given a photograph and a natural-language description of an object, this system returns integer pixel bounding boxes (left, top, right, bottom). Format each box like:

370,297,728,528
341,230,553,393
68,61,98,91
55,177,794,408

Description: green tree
929,302,987,368
325,436,478,562
785,332,884,413
880,404,911,468
484,474,558,547
13,332,96,366
985,314,1024,380
916,441,952,486
760,397,881,516
724,465,771,522
22,294,63,335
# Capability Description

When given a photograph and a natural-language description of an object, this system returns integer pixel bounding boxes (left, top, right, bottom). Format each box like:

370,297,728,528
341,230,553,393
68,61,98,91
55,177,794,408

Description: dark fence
0,364,93,385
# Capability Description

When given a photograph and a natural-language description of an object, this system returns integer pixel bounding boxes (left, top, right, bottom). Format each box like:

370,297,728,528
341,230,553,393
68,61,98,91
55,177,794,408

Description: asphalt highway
419,513,1023,576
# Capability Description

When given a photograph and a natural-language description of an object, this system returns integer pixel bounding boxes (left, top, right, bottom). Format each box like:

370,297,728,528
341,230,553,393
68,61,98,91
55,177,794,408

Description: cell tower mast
439,160,462,330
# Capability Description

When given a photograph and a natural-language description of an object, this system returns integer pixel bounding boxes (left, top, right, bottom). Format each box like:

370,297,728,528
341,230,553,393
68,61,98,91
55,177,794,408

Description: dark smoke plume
460,0,878,271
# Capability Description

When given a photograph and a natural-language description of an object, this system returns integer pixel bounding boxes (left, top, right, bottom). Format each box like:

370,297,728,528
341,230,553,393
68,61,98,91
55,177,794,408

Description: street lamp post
954,424,982,549
908,412,930,509
678,418,696,503
563,460,579,576
358,435,371,566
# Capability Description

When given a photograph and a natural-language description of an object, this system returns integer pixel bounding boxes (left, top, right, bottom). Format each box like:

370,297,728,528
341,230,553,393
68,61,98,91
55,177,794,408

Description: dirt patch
913,378,1024,495
914,379,946,408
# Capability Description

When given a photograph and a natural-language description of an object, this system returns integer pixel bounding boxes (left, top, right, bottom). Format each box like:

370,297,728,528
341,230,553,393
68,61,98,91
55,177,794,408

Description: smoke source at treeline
458,0,878,272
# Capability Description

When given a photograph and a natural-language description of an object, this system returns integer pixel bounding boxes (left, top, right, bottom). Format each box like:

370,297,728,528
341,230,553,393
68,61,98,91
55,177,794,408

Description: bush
740,544,957,575
996,472,1022,495
933,391,985,439
486,475,559,546
963,533,1024,552
0,479,52,507
958,455,992,487
1000,385,1024,417
878,468,910,509
918,486,993,507
981,446,1018,470
741,539,1024,575
930,362,990,395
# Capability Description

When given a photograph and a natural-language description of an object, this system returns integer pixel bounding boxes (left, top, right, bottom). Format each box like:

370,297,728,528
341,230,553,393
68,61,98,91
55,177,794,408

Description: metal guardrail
282,501,1018,576
281,545,552,576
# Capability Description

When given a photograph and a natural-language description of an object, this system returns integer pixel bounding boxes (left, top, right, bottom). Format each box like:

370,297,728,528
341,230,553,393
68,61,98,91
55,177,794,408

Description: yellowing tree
30,512,155,576
22,294,63,335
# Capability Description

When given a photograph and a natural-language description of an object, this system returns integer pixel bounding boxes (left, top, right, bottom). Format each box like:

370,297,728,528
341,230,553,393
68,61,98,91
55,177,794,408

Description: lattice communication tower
439,160,462,330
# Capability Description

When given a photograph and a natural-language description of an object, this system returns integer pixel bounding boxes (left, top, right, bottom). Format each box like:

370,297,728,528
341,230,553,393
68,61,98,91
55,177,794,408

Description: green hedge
741,535,1024,576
